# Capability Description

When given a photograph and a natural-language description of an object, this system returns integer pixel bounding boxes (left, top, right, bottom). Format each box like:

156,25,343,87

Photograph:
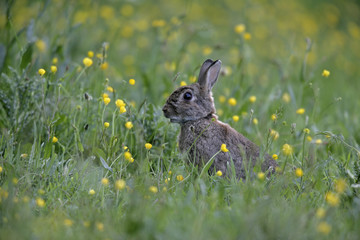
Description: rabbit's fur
163,59,277,179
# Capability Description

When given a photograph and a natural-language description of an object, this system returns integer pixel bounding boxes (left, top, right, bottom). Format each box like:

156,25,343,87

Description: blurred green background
1,0,360,239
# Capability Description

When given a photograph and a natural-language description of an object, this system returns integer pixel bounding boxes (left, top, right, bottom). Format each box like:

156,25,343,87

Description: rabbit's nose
162,105,168,112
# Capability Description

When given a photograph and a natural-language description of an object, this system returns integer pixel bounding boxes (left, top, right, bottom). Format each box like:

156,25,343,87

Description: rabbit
162,59,277,179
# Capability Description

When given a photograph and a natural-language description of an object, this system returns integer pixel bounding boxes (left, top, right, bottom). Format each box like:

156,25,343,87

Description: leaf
99,156,112,172
20,44,33,70
0,43,6,73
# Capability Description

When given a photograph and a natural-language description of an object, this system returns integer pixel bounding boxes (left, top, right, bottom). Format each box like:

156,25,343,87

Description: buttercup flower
228,98,237,106
296,108,305,115
249,96,256,103
50,65,57,73
295,168,304,177
149,186,158,193
282,144,293,156
221,144,229,152
125,121,133,129
232,115,239,122
216,170,223,176
145,143,152,150
38,68,46,76
272,154,278,160
322,69,330,77
101,178,109,186
103,97,111,105
129,79,135,85
115,179,126,190
176,175,184,181
83,57,93,67
52,136,58,143
104,122,110,128
257,172,265,181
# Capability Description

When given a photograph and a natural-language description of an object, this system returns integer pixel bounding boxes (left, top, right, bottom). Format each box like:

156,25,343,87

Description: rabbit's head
163,59,222,123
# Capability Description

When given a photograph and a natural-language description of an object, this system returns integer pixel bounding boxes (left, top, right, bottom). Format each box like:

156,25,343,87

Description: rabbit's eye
183,92,192,100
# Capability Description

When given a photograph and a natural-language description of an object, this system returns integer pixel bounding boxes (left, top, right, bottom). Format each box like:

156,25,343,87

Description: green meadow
1,0,360,239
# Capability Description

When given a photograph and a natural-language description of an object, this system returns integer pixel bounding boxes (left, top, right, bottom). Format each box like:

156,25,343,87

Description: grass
1,0,360,239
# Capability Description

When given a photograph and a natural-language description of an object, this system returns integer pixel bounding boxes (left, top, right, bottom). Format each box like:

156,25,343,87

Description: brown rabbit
162,59,277,179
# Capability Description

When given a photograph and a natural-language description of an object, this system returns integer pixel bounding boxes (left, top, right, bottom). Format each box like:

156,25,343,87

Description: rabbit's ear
198,59,214,81
198,60,222,92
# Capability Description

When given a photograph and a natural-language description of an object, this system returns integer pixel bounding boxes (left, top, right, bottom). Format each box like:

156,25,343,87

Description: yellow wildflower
165,178,170,184
296,108,305,115
270,129,279,140
168,170,172,175
322,69,330,77
125,121,133,129
107,86,114,93
176,175,184,181
101,178,109,186
216,170,223,176
87,51,94,58
307,136,313,142
103,97,111,105
149,186,158,193
317,221,331,235
221,144,229,153
180,81,187,86
115,99,126,108
219,96,226,103
295,168,304,177
189,76,197,83
232,115,239,122
12,178,18,185
234,24,246,34
228,98,237,106
249,95,256,103
35,39,46,52
20,153,28,158
124,151,132,161
272,154,278,160
100,62,108,70
152,19,166,27
334,178,347,194
88,189,95,195
244,32,252,40
102,93,109,99
316,207,326,219
145,143,152,150
129,79,135,85
257,172,265,181
119,106,126,114
64,219,74,227
52,136,58,143
253,118,258,125
282,144,293,156
271,114,277,121
36,197,45,207
50,65,57,73
0,166,2,173
303,128,310,134
202,46,213,56
115,179,126,190
38,68,46,76
38,189,45,195
325,191,340,207
315,139,323,145
52,57,58,64
104,122,110,128
96,222,104,231
83,57,93,67
282,93,291,103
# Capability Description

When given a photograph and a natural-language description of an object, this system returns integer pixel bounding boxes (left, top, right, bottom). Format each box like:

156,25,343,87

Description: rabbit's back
179,116,272,178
